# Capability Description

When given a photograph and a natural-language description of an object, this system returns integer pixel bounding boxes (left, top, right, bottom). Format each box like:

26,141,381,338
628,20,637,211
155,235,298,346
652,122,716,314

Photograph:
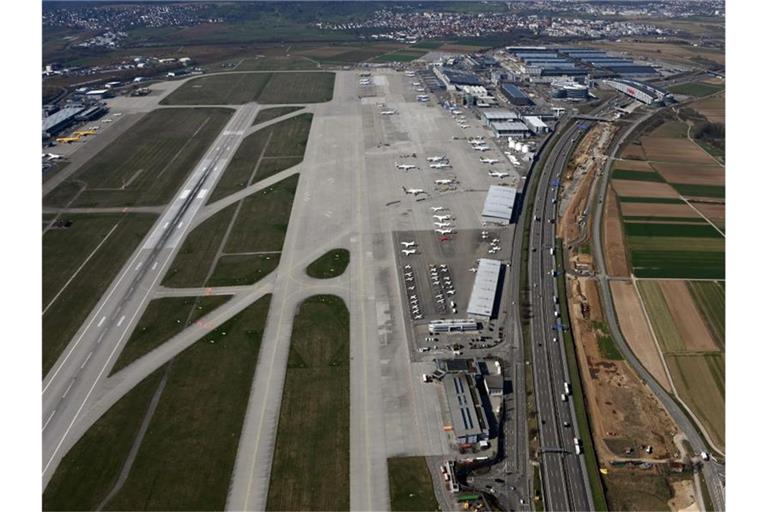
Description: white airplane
403,186,427,196
401,249,416,256
474,146,491,152
434,178,455,185
43,153,63,160
380,110,397,115
417,96,429,102
480,158,500,164
434,221,452,228
401,241,416,248
489,171,510,178
435,228,454,235
416,87,425,92
433,214,450,221
426,155,447,162
396,163,417,170
405,71,416,77
411,81,420,86
430,162,451,169
431,206,447,212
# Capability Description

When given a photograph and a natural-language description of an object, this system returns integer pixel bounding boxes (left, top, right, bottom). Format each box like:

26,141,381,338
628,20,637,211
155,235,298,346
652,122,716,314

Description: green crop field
623,216,708,223
306,248,350,279
636,281,685,353
209,114,311,202
611,170,666,182
598,335,624,360
650,120,689,138
110,295,231,374
258,72,335,104
672,183,725,198
624,222,722,238
161,73,271,105
224,174,299,253
630,249,724,279
687,281,725,348
43,214,157,376
618,196,685,204
668,82,725,97
253,106,303,125
665,353,725,451
372,51,428,62
162,205,237,288
235,56,318,71
388,457,439,511
45,109,233,208
627,236,723,252
207,253,281,286
267,295,350,511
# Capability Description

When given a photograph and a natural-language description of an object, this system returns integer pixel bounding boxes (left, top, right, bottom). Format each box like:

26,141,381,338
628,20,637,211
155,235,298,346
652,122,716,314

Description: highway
41,103,259,485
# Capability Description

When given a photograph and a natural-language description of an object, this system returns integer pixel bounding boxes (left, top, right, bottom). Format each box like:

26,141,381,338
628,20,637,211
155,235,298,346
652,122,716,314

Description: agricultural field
235,56,318,71
44,108,233,208
687,281,725,348
387,457,439,512
690,93,725,124
668,81,725,98
43,213,158,376
162,71,334,105
266,295,350,511
306,248,350,279
43,295,272,511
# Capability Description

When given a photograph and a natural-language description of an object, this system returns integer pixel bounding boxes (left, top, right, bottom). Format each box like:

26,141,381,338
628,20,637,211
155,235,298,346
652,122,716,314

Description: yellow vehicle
56,136,81,143
72,129,97,136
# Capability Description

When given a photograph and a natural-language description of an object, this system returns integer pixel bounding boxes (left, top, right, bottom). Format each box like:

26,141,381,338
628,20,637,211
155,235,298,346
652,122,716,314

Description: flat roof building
443,373,489,445
42,106,85,136
482,185,517,225
467,258,503,318
490,120,529,138
499,82,533,106
604,78,669,105
429,319,479,334
523,115,550,135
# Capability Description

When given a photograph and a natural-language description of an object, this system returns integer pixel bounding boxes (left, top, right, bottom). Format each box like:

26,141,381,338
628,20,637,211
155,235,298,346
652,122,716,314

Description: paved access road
42,103,259,485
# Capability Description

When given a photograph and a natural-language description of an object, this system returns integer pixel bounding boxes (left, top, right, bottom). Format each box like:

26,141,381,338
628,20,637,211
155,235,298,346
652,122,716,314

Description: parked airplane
474,145,491,152
401,249,416,255
56,136,81,143
402,186,427,196
435,228,454,235
415,87,425,92
433,214,450,221
434,179,455,185
401,241,416,248
426,155,447,162
417,95,429,102
43,153,63,160
430,162,451,169
431,206,447,212
489,171,510,178
411,81,420,86
434,222,452,228
480,158,500,164
405,71,416,77
380,110,397,115
396,163,417,170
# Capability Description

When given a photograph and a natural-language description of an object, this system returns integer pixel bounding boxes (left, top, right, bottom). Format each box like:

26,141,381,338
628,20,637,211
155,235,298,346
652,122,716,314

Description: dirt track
602,188,630,277
658,281,719,352
613,159,654,171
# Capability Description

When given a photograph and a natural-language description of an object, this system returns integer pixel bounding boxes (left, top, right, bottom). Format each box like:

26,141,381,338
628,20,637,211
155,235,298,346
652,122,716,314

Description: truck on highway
549,247,555,256
574,437,583,455
564,382,572,395
561,393,567,402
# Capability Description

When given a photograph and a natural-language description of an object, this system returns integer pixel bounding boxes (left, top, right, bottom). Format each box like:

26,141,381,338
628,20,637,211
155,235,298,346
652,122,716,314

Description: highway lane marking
197,189,208,199
151,262,158,270
163,222,170,229
80,352,93,369
135,261,143,271
96,331,106,345
179,189,191,200
117,315,126,327
97,316,106,327
176,221,184,229
42,410,56,431
62,380,74,399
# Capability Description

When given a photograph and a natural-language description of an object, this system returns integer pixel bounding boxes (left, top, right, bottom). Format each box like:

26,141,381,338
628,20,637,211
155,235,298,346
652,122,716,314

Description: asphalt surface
41,102,259,486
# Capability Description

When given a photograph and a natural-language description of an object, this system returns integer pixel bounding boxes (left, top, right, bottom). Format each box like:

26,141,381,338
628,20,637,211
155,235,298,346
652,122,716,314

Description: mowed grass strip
224,174,299,253
209,114,311,202
306,248,350,279
110,295,231,375
45,108,233,208
623,215,708,223
665,353,725,451
636,281,685,353
624,222,723,238
162,204,237,288
672,183,725,198
631,249,725,279
627,236,724,252
236,56,317,71
668,81,725,97
253,106,303,125
267,295,350,511
207,253,280,286
687,281,725,348
43,213,157,376
161,73,271,105
388,457,439,511
612,169,666,182
258,71,335,104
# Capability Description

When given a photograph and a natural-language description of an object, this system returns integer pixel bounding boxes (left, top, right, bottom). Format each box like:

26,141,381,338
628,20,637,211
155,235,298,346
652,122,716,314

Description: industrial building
467,258,503,318
523,116,550,135
443,372,490,445
481,185,518,224
428,319,479,334
551,79,589,100
603,78,670,105
435,67,483,87
480,108,519,127
491,121,530,138
42,106,85,137
498,83,533,106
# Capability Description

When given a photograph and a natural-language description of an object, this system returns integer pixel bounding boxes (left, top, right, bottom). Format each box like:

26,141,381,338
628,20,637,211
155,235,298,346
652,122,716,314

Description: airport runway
42,102,259,486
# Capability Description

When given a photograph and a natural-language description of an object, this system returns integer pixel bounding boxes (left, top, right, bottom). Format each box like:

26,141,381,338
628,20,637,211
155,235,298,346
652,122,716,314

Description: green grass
617,196,685,204
411,40,444,49
687,281,725,348
626,236,724,252
45,108,233,208
266,295,350,511
623,222,722,238
110,295,231,375
235,56,317,71
162,205,237,288
636,281,685,353
672,183,725,198
650,120,689,138
372,51,427,63
224,174,299,253
622,215,708,223
161,73,272,105
555,240,609,511
668,82,725,97
388,457,439,511
597,335,624,360
630,249,725,279
611,169,666,182
258,72,335,104
209,114,311,202
603,472,673,512
207,253,281,286
43,214,158,376
306,248,350,279
253,106,303,125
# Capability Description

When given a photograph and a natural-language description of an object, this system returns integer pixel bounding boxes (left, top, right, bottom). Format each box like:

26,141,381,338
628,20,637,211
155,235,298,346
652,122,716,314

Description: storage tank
507,137,514,149
521,144,530,153
514,141,522,151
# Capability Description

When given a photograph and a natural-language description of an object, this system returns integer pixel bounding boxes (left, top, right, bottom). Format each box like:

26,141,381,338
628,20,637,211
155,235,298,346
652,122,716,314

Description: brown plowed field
620,144,646,160
619,202,699,217
693,202,725,227
658,280,719,352
611,180,679,198
651,162,724,186
692,94,725,124
609,280,671,390
603,188,630,277
641,137,714,164
613,159,655,171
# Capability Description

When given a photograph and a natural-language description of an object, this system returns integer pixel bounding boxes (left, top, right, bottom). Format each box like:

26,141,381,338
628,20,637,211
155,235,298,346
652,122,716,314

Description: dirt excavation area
601,188,630,277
